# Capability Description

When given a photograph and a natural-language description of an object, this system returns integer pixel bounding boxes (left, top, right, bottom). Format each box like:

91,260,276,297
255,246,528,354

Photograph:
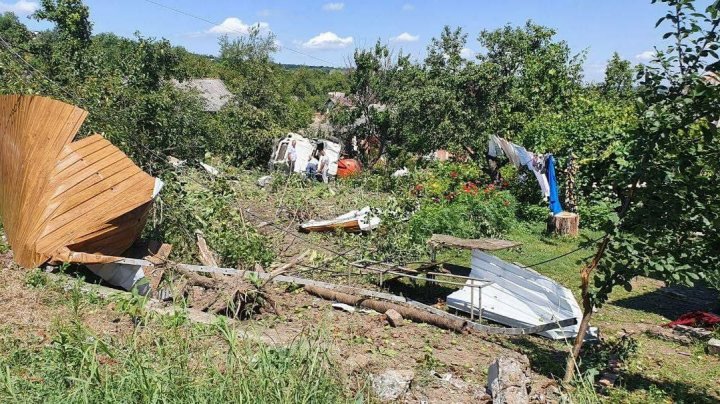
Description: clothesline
488,135,563,215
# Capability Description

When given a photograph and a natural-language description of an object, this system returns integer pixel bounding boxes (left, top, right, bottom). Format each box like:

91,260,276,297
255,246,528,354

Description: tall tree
601,52,634,97
32,0,92,83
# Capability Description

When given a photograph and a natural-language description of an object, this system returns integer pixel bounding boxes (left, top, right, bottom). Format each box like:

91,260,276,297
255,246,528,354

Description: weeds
0,313,352,403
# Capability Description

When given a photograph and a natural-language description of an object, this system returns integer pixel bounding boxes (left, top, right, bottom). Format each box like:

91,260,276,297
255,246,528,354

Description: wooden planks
428,234,521,252
0,95,158,268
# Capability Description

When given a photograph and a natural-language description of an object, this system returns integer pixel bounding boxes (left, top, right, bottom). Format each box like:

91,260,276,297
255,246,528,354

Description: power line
0,34,86,105
141,0,338,67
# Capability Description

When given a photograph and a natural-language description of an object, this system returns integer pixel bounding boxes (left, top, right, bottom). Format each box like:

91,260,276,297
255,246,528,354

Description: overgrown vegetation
0,285,351,403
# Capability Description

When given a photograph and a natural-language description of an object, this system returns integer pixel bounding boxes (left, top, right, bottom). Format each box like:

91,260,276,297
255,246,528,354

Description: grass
0,275,359,404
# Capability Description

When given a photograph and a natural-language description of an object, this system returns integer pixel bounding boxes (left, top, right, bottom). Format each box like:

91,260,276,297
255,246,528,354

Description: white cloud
322,2,344,11
391,32,419,43
207,17,269,36
460,47,475,59
402,3,414,11
302,32,353,50
635,50,654,61
0,0,39,15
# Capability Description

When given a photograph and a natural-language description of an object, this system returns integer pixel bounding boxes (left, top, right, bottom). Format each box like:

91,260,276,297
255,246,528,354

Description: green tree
565,0,720,382
601,52,634,97
32,0,92,83
475,21,584,142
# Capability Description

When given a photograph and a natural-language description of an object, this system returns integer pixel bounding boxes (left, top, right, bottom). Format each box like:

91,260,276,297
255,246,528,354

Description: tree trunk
563,235,610,383
548,212,579,237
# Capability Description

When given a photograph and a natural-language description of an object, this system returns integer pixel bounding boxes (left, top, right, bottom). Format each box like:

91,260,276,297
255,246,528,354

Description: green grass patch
0,316,354,403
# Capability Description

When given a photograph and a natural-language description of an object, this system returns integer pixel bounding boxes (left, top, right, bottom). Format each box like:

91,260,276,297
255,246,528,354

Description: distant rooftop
171,78,233,112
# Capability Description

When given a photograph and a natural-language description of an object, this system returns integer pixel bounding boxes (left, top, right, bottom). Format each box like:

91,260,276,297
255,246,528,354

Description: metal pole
470,280,475,321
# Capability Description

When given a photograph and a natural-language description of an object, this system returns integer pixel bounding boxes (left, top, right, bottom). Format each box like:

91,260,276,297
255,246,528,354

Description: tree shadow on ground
618,373,718,403
611,285,719,320
381,277,457,306
493,335,568,378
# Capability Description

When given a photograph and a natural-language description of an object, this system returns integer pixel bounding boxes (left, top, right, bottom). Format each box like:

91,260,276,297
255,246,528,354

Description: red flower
463,182,479,195
450,171,458,179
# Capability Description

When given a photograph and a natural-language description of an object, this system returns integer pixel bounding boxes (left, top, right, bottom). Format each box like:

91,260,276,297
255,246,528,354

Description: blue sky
1,0,676,81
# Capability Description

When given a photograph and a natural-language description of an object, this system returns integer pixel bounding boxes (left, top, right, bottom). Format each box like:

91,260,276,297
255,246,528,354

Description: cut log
547,212,579,237
304,285,469,332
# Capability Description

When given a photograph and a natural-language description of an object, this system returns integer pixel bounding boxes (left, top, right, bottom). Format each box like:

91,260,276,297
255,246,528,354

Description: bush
149,169,275,268
577,199,617,231
409,187,517,241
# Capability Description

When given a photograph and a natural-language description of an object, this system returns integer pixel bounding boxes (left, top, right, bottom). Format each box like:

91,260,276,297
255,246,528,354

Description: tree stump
547,212,579,237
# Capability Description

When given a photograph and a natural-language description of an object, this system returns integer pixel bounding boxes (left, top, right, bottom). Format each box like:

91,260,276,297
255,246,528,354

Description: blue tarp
546,154,563,215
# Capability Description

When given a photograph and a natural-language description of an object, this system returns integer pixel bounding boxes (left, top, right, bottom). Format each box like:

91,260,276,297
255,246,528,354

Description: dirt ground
0,249,565,403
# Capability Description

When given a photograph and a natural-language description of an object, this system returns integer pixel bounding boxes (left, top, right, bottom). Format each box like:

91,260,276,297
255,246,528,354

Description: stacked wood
547,212,579,237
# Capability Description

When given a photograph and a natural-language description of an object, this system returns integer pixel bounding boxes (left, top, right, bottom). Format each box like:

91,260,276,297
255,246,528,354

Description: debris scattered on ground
385,308,404,327
487,356,531,404
666,311,720,329
200,162,220,176
672,324,715,339
167,155,186,167
332,302,356,313
257,175,273,187
195,230,219,267
447,250,594,340
709,338,720,356
371,369,414,401
391,167,408,177
598,372,619,388
300,206,380,233
173,265,277,319
0,95,163,269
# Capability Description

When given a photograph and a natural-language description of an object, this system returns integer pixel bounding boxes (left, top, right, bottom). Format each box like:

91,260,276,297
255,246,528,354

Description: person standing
286,140,297,174
317,149,330,183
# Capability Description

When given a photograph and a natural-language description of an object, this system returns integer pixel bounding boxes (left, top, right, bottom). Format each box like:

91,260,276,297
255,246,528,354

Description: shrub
409,187,517,241
148,169,275,268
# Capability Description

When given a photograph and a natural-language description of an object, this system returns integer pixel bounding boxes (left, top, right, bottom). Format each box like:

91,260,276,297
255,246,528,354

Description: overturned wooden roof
0,95,159,268
171,78,233,112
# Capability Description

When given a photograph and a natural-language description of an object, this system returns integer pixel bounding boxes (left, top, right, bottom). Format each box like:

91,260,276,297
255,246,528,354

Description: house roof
171,78,233,112
326,91,353,108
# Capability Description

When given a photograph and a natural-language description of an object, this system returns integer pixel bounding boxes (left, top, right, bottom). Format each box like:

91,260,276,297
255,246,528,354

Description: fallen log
304,285,469,332
175,263,577,335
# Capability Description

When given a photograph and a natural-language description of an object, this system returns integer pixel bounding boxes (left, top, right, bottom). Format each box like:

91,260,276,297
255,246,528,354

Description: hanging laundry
488,136,503,158
498,138,521,166
546,154,563,215
513,144,533,166
530,164,550,198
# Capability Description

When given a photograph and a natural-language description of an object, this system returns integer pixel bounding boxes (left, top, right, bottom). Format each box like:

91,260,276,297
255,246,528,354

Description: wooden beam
428,234,521,251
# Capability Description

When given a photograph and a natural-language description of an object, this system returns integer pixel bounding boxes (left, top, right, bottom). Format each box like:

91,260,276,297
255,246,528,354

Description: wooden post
548,212,580,237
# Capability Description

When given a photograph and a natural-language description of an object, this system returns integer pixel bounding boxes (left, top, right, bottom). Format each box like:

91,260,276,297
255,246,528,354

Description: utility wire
0,34,86,105
141,0,338,67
